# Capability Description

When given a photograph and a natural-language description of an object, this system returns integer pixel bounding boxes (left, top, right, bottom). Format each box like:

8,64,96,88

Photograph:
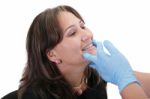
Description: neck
66,67,85,87
58,62,88,95
64,66,88,95
58,63,87,87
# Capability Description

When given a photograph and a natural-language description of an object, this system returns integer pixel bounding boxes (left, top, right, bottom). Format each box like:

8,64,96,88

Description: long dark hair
18,5,107,99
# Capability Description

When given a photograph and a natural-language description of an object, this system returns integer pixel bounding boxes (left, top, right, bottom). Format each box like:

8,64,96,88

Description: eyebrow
63,24,75,33
63,20,83,33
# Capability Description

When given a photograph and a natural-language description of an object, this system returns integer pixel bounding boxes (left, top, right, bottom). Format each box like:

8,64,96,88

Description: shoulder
1,89,55,99
1,90,17,99
79,81,107,99
1,90,38,99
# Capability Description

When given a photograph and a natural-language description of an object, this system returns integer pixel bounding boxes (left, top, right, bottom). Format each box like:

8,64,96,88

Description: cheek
58,43,84,61
65,43,82,56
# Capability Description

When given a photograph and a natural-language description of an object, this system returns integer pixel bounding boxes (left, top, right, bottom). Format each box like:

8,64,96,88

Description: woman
2,5,150,99
2,5,107,99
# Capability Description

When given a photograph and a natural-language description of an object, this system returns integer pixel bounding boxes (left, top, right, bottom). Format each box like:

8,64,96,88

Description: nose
81,31,92,43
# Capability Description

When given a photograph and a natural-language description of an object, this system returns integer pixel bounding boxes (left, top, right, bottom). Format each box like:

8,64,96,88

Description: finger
96,41,105,56
103,40,120,55
83,53,97,62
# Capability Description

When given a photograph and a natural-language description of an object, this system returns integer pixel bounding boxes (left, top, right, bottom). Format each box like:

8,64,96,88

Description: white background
0,0,150,98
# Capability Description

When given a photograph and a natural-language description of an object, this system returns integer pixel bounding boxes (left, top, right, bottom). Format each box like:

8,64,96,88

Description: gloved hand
83,40,139,92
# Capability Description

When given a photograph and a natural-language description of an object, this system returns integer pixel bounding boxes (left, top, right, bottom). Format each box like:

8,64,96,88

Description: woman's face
52,11,96,68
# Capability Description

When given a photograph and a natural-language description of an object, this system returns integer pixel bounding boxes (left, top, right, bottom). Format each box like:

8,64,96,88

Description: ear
46,49,58,63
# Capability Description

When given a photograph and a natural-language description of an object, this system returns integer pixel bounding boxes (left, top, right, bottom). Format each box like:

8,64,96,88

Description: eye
69,31,76,36
68,28,77,36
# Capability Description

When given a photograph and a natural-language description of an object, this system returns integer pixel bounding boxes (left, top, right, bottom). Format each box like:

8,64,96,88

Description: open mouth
82,42,96,52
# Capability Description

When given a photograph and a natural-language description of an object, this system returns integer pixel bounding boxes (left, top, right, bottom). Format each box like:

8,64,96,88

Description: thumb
83,53,97,62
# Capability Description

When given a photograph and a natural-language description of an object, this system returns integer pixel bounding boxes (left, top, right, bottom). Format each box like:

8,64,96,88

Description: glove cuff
118,76,140,92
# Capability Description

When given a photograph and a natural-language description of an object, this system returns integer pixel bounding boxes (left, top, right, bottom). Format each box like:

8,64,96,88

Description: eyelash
69,31,76,36
69,29,76,36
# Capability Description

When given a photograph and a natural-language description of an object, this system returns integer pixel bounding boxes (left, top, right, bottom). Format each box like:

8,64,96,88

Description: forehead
57,11,80,32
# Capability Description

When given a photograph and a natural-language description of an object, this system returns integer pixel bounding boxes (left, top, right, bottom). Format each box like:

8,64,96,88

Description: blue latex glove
83,40,139,92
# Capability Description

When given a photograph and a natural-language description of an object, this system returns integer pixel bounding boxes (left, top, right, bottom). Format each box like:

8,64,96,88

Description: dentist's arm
83,40,148,99
121,83,147,99
135,71,150,97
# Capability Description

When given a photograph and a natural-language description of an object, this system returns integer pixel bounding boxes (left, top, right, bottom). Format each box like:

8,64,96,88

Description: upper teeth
83,44,93,51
